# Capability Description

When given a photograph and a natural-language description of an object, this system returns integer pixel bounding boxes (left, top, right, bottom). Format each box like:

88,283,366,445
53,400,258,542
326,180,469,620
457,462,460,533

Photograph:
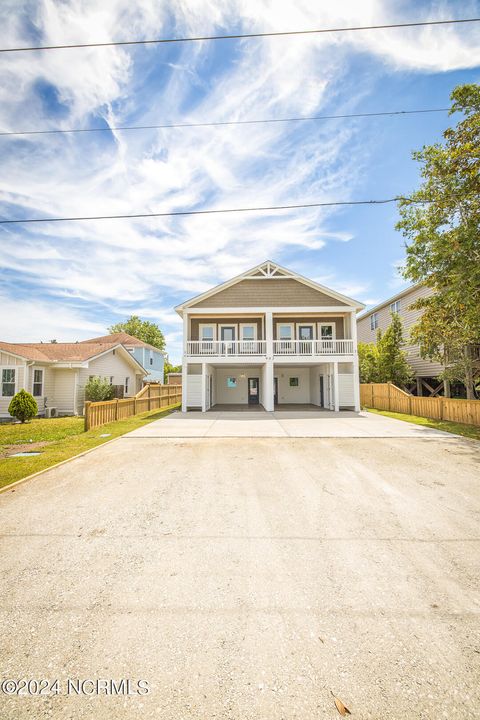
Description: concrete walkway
125,409,456,438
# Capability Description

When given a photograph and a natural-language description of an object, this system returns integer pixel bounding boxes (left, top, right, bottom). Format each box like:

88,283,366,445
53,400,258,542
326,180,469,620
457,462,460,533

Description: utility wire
0,107,450,138
0,197,424,225
0,18,478,53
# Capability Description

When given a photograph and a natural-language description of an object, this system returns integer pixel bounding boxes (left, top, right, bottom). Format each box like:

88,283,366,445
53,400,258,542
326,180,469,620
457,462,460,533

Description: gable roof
0,341,148,373
80,332,162,354
175,260,365,314
356,283,424,321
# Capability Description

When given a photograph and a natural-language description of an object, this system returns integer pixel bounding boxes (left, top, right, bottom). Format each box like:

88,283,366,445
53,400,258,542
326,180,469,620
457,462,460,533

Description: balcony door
298,324,314,355
220,325,236,354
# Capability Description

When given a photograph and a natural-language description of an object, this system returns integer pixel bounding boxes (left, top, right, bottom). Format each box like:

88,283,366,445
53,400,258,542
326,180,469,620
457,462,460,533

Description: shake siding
0,352,24,415
191,279,348,307
357,285,444,377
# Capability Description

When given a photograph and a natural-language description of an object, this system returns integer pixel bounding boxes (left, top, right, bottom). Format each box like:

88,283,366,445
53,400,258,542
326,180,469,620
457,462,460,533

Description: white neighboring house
176,260,365,412
0,340,148,418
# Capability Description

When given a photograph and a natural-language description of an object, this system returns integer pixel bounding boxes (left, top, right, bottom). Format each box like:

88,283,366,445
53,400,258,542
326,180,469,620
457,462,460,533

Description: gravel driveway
0,433,479,719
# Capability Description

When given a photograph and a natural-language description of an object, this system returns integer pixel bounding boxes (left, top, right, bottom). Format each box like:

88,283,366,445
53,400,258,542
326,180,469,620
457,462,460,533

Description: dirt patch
1,441,51,459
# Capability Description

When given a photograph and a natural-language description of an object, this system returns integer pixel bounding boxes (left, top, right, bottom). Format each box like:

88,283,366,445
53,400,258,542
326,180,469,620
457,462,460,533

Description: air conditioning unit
45,407,57,418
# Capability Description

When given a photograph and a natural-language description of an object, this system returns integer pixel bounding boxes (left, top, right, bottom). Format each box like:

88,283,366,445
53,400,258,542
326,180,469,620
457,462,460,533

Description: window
289,377,299,387
149,355,153,365
298,325,314,341
390,300,401,313
319,323,335,340
1,368,15,396
110,376,114,385
240,325,255,341
125,377,129,394
32,369,43,397
279,324,293,340
200,325,214,341
370,313,379,330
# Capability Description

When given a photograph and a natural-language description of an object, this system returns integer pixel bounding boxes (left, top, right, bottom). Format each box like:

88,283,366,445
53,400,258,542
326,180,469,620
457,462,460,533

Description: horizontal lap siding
191,279,348,307
0,352,24,415
357,285,444,377
273,316,346,339
77,351,145,414
190,317,263,341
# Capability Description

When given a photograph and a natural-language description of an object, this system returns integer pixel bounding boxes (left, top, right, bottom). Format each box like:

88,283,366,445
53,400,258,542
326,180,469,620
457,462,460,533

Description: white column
351,310,361,412
201,362,207,412
264,360,274,411
265,311,273,357
333,361,339,412
181,312,188,412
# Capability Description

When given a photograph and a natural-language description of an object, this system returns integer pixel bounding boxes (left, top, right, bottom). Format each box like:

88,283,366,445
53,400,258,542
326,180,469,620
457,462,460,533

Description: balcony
185,338,354,358
186,340,267,357
273,339,354,356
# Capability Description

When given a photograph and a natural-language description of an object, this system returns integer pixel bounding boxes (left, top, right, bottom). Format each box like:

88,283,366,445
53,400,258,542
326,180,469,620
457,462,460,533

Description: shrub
8,390,38,423
84,376,115,402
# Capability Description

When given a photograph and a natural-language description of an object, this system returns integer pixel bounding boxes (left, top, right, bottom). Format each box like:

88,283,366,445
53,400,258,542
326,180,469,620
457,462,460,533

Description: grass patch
0,404,180,490
367,407,480,441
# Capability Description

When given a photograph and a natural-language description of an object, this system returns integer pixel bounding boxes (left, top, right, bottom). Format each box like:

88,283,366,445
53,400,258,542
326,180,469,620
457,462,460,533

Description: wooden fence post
133,396,137,416
148,384,151,411
387,383,391,411
115,398,119,421
84,401,91,431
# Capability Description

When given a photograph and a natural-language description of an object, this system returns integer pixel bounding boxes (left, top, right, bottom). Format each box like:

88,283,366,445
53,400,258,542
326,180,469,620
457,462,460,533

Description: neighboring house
81,332,165,383
356,284,445,395
0,340,147,418
166,373,182,385
175,260,365,412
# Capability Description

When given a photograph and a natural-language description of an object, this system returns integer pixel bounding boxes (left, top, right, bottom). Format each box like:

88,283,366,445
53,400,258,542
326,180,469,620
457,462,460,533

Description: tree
8,390,38,423
84,376,115,402
164,362,181,383
376,313,414,388
358,342,380,383
396,83,480,398
109,315,166,351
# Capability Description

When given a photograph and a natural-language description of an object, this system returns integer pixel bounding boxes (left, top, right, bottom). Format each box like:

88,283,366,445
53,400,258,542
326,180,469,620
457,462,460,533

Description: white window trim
1,366,17,397
32,368,44,397
199,323,216,341
125,376,130,394
239,323,257,340
390,301,401,313
218,323,238,341
370,313,379,331
277,322,294,340
296,322,315,340
318,322,336,340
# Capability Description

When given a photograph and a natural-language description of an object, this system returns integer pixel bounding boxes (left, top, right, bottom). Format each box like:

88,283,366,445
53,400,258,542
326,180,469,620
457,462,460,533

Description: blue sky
1,0,479,363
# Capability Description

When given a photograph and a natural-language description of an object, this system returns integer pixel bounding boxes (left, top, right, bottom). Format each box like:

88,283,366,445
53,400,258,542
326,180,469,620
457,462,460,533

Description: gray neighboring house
176,260,365,412
356,284,446,395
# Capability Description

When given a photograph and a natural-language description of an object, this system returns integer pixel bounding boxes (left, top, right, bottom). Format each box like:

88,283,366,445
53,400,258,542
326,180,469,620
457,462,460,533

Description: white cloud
0,0,478,362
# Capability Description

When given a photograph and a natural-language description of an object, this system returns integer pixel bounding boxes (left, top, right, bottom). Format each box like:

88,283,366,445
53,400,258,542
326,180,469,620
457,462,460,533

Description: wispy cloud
1,0,479,359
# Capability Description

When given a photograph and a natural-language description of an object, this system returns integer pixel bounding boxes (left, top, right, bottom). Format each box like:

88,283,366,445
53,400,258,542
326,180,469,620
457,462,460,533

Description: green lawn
367,408,480,441
0,404,180,490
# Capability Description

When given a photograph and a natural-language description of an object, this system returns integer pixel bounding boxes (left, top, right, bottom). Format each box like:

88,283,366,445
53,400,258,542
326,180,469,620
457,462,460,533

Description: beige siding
189,314,349,340
24,364,55,414
273,316,346,339
77,349,144,414
52,369,77,414
357,285,444,377
190,317,263,341
191,278,348,308
0,352,25,415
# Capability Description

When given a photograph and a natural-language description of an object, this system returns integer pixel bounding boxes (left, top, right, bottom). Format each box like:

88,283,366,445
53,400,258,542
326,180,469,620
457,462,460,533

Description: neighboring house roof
80,332,164,354
0,341,148,374
357,283,424,321
175,260,365,314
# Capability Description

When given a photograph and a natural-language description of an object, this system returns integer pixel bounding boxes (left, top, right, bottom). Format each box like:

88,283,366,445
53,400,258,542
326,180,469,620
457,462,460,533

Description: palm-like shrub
8,390,38,423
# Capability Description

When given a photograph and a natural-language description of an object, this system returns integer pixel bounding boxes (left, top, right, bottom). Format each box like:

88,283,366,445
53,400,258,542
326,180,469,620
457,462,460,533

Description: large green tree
396,83,480,398
109,315,166,351
358,313,413,388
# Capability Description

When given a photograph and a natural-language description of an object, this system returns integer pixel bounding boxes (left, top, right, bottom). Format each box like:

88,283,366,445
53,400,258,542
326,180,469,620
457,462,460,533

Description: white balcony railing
273,339,354,355
186,340,267,357
185,339,354,357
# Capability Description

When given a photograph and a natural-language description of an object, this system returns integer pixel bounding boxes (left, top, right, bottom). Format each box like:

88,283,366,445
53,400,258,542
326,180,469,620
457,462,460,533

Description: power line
0,197,423,225
0,107,450,138
0,18,478,53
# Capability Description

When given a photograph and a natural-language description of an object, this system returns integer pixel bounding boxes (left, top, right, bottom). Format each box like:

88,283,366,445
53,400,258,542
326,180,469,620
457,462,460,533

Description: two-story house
80,332,166,384
175,261,365,412
356,284,446,396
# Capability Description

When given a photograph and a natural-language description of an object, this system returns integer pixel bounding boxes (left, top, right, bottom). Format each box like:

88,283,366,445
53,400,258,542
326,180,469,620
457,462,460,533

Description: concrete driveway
126,408,458,438
1,428,479,719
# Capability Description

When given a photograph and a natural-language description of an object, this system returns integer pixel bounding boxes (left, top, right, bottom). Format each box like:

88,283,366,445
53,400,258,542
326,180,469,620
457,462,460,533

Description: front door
220,326,236,355
248,377,259,405
319,375,324,408
274,377,278,405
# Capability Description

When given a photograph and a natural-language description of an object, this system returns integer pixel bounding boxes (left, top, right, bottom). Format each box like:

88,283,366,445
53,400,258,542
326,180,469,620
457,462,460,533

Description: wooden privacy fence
84,383,182,431
360,383,480,427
